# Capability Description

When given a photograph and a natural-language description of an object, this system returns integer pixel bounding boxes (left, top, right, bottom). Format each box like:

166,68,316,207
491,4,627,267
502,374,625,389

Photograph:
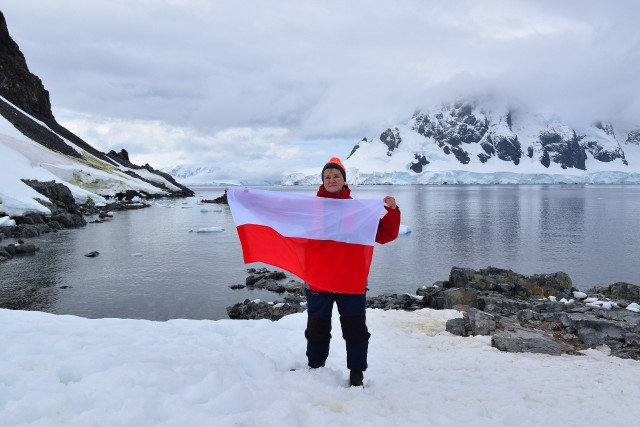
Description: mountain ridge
0,10,194,221
278,99,640,186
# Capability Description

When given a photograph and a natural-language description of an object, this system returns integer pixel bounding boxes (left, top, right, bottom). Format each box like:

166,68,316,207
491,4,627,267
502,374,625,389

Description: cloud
3,0,640,179
56,109,347,181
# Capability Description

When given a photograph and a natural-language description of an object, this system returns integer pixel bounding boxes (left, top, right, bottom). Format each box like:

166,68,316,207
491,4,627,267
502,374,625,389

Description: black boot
349,370,364,387
308,360,325,369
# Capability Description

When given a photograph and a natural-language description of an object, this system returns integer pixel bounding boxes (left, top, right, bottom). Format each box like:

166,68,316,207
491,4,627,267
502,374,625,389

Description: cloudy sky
3,1,639,181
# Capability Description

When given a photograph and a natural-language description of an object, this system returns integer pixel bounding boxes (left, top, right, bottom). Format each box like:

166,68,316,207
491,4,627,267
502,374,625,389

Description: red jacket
316,185,401,244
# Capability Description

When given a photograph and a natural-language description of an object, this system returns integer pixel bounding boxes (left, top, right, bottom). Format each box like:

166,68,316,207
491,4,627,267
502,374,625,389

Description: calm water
1,185,639,321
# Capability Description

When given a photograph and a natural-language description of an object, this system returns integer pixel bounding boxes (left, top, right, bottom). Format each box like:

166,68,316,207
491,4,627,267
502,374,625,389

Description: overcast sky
3,1,639,181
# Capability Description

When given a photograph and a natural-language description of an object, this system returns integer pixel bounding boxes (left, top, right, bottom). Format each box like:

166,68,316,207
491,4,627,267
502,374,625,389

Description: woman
305,157,401,387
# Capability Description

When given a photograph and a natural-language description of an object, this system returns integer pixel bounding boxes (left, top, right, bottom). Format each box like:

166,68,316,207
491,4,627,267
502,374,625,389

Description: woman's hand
383,196,397,209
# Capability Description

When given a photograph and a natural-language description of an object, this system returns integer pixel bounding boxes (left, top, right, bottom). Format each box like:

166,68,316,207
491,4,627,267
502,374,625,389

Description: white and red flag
227,187,384,294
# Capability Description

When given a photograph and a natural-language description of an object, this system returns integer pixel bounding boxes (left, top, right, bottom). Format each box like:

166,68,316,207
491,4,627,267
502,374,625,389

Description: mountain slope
283,100,640,185
0,11,193,220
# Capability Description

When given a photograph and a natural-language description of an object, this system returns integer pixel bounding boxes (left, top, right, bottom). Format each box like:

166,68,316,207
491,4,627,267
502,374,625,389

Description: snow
192,226,225,233
573,291,588,299
586,301,618,310
0,134,55,217
398,224,411,235
0,216,16,227
1,307,638,427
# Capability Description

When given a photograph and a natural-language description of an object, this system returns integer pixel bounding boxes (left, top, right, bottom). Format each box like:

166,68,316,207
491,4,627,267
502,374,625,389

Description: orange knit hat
321,157,346,181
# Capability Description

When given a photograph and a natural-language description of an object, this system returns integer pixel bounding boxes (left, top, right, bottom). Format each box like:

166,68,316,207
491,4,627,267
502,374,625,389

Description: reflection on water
367,184,639,295
0,232,71,311
1,184,639,321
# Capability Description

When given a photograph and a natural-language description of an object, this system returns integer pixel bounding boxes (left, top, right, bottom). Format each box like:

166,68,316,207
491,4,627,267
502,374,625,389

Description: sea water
1,184,639,320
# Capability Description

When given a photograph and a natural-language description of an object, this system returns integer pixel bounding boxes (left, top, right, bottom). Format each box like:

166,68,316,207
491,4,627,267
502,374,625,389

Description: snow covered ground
1,307,638,427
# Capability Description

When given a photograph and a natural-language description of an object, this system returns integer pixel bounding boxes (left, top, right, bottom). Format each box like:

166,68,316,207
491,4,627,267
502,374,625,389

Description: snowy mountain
162,164,280,187
282,100,640,185
0,11,193,220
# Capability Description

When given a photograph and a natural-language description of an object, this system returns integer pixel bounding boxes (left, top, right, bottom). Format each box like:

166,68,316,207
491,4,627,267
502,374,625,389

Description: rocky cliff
0,11,193,198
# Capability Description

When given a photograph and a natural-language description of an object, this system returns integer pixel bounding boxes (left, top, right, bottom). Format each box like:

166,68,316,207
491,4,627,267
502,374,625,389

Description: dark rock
437,287,478,310
84,251,100,257
227,296,306,321
451,146,471,164
14,216,34,225
445,308,496,337
491,318,578,355
13,243,37,255
367,293,427,311
445,318,467,336
115,190,143,201
202,191,228,204
22,180,77,212
477,294,533,314
227,268,306,319
538,130,587,170
586,282,640,305
576,328,607,346
411,101,521,167
477,152,491,163
1,241,39,259
109,148,130,163
447,266,573,299
466,308,496,335
243,268,296,293
569,315,630,341
380,127,402,156
0,14,82,158
0,248,12,261
493,134,522,165
409,153,429,173
53,213,85,228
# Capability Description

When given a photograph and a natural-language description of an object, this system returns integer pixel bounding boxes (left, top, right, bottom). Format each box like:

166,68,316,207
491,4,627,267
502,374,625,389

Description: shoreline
227,266,640,360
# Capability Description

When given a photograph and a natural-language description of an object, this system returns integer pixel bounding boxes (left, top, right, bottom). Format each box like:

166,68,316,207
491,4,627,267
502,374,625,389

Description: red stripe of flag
236,223,374,294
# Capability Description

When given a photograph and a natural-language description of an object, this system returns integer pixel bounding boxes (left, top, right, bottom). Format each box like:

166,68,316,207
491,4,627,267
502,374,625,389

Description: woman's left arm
375,196,401,244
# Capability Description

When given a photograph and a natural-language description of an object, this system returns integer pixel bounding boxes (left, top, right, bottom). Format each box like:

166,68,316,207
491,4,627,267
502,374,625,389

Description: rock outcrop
0,179,152,241
202,191,228,205
226,268,306,320
226,266,640,360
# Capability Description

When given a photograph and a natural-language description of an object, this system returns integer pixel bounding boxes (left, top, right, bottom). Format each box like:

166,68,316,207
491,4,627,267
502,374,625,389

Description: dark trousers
304,288,370,371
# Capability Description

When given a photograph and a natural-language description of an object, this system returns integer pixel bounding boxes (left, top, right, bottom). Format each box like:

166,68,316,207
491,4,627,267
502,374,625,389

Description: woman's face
322,168,345,194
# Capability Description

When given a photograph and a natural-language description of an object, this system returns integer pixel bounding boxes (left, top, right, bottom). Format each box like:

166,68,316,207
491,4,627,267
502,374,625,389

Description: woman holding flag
305,157,400,387
227,157,400,387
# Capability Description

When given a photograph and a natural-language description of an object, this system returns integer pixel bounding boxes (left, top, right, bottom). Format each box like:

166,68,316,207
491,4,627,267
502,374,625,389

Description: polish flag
227,187,384,294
